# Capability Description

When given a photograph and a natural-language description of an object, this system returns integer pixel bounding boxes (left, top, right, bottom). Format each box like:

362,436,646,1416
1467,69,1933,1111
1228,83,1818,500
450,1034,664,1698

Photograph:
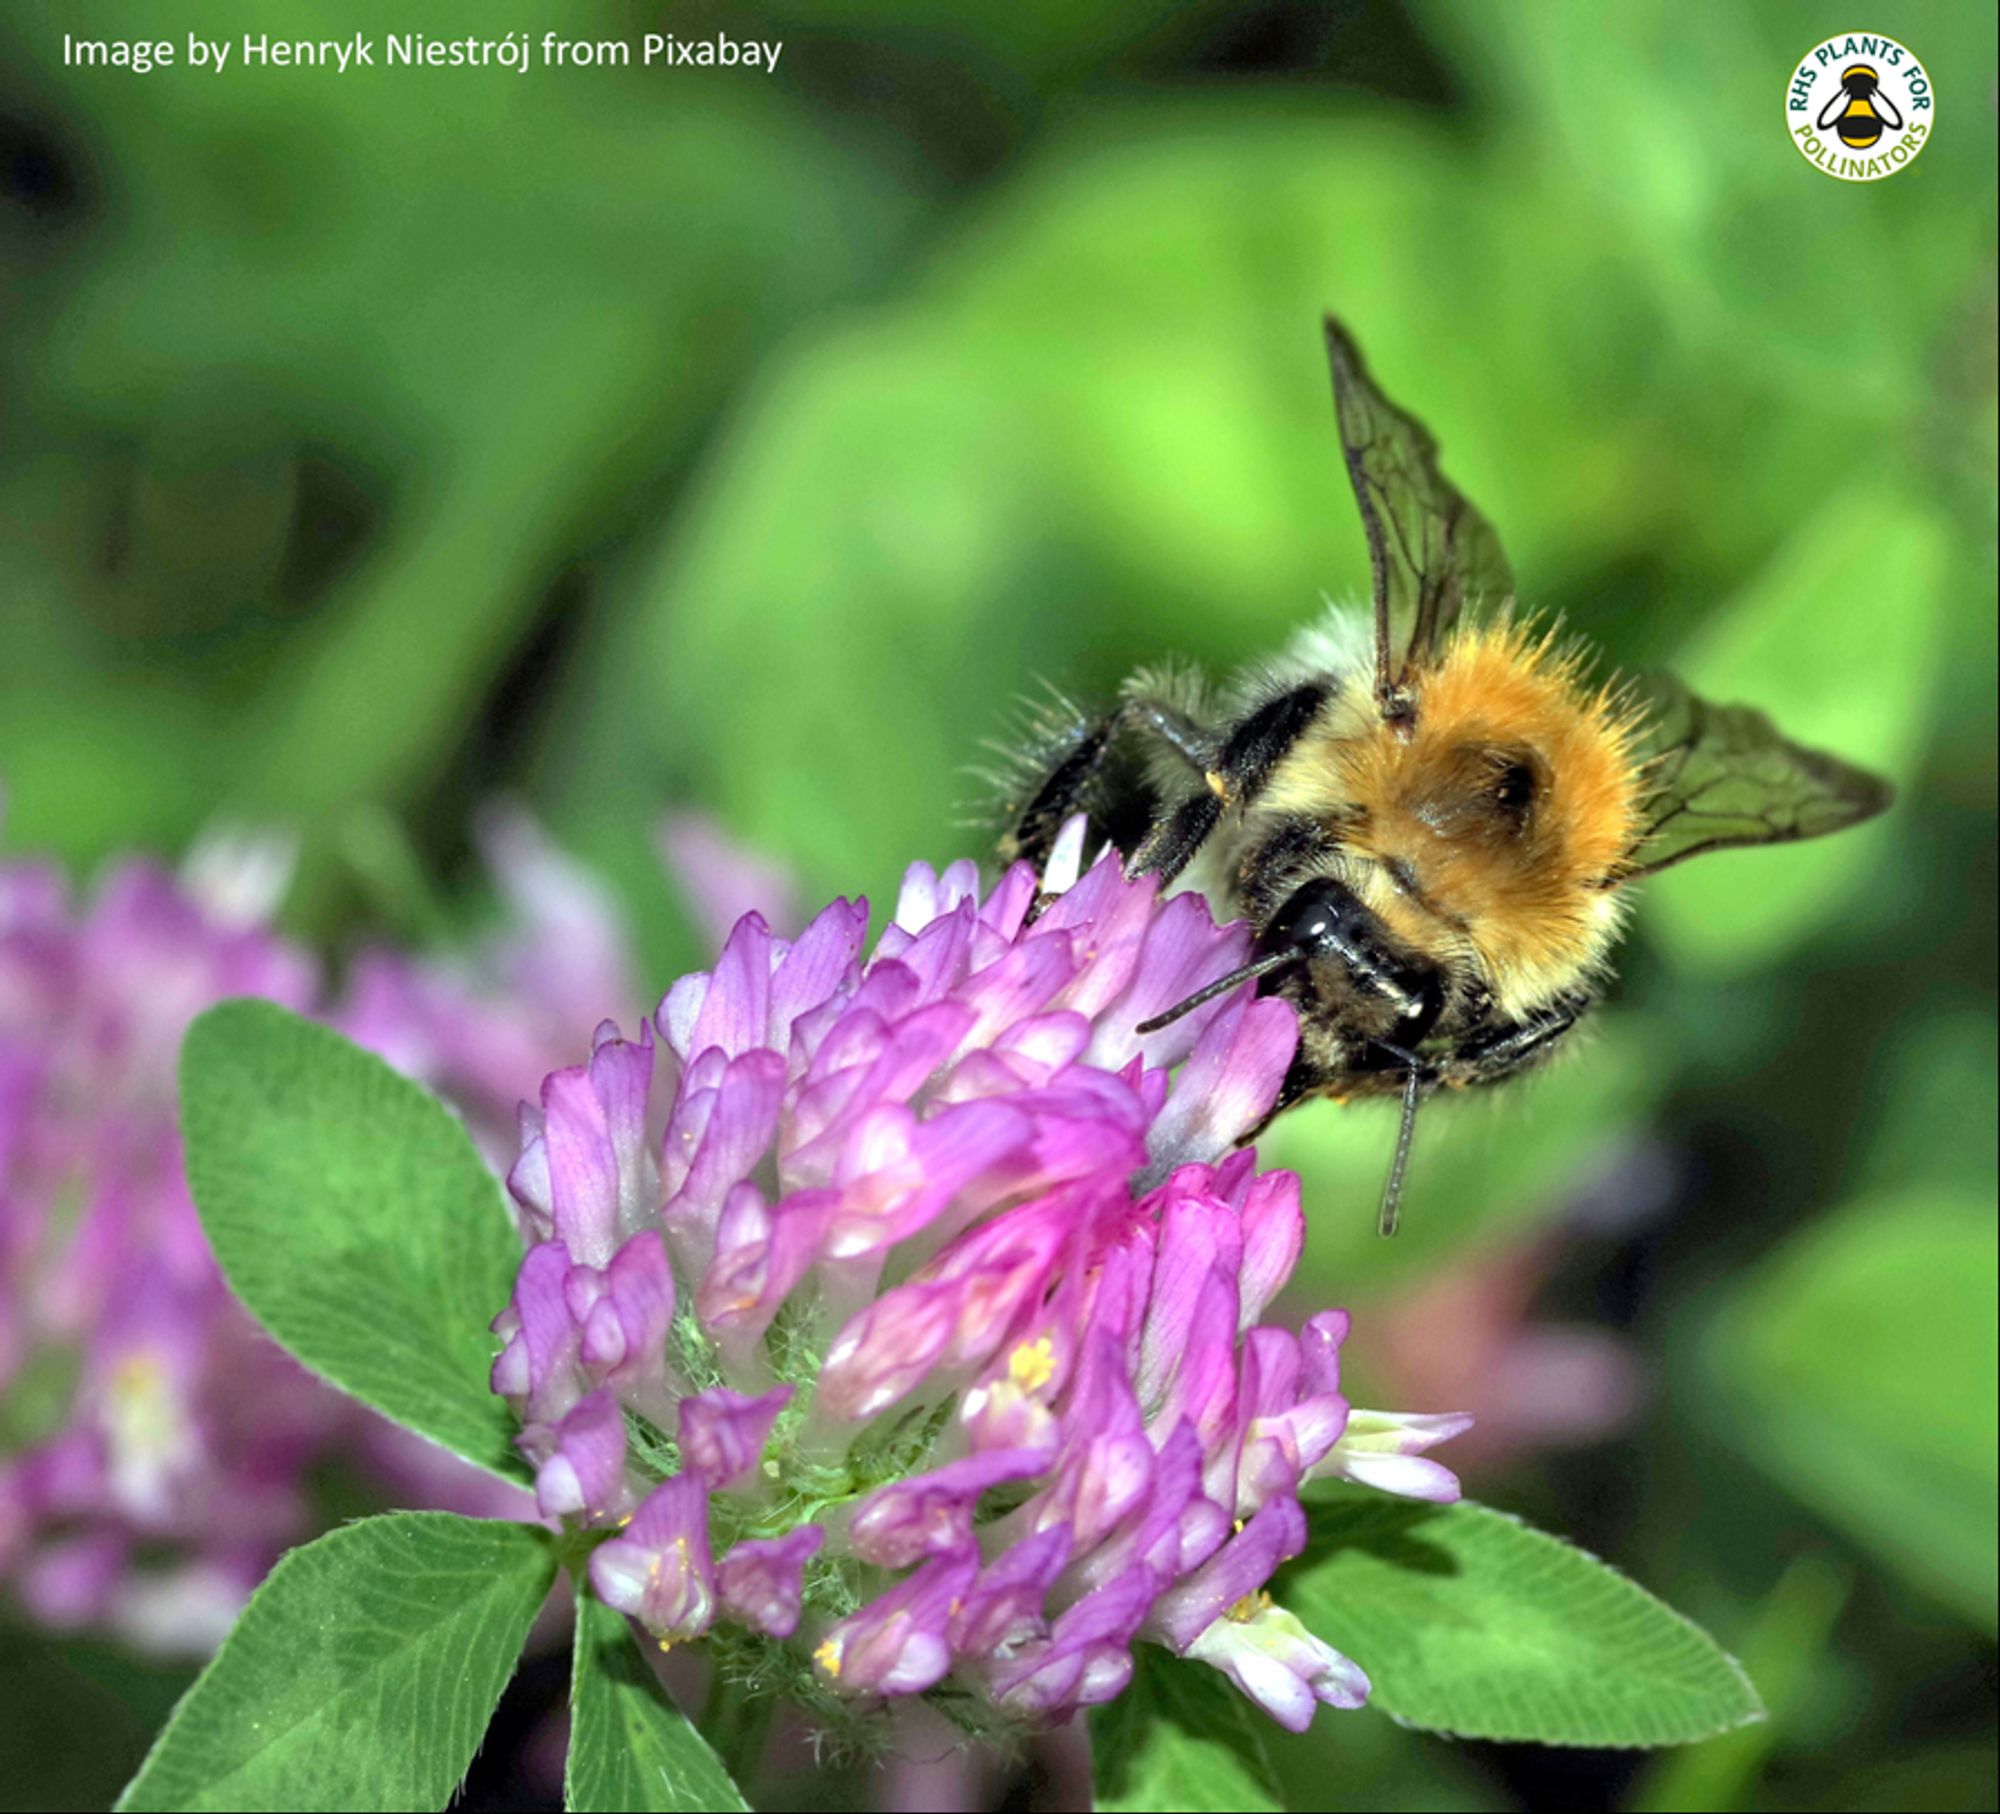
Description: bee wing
1873,88,1905,129
1817,90,1850,129
1621,672,1893,877
1323,315,1514,716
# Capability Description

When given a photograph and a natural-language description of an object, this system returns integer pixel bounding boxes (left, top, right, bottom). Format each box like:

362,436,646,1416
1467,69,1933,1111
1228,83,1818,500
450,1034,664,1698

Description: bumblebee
1818,64,1904,149
997,317,1891,1233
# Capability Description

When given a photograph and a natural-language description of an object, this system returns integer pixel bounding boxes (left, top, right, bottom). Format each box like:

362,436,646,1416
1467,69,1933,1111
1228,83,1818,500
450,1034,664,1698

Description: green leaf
566,1592,748,1813
181,999,528,1482
1280,1495,1763,1747
1700,1190,1999,1632
117,1513,554,1812
1089,1645,1283,1813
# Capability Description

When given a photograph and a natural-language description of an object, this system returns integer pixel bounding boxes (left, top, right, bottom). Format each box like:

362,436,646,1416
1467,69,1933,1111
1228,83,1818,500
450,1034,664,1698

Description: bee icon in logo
1817,64,1905,149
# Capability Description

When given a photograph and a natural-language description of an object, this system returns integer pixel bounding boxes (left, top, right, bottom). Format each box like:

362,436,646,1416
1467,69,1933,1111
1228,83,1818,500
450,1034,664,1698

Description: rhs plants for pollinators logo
1785,30,1934,181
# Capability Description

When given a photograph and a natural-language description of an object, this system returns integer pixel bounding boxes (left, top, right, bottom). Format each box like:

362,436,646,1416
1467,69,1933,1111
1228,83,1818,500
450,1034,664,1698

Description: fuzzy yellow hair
1328,620,1646,1017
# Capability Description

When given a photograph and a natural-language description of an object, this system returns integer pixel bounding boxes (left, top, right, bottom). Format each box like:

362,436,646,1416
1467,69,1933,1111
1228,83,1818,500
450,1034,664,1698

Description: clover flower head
494,825,1470,1730
0,842,332,1649
0,825,537,1651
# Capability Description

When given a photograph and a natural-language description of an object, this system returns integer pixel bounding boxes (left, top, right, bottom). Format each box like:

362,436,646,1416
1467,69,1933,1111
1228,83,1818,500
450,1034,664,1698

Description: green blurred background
2,2,1993,1809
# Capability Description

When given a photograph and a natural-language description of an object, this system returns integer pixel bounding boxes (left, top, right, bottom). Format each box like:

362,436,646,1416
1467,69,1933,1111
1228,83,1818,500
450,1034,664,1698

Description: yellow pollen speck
1204,770,1228,799
100,1348,192,1519
1227,1590,1273,1624
814,1638,843,1678
658,1637,674,1653
1009,1338,1057,1393
112,1353,166,1395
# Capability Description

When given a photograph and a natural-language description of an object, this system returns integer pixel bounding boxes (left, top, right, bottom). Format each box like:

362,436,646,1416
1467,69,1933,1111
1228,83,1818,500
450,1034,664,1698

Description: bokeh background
2,2,1993,1809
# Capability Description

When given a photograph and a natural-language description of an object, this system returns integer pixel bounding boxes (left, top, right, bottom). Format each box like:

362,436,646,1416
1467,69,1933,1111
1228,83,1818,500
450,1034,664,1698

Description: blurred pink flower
338,805,643,1157
659,809,802,948
0,827,522,1653
1365,1229,1641,1469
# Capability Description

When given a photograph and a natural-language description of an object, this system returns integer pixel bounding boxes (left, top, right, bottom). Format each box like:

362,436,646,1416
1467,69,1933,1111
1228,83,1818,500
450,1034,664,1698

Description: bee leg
1206,681,1330,806
1436,998,1588,1088
1127,696,1217,772
1008,683,1324,886
1005,692,1220,873
1001,703,1137,869
1130,681,1331,886
1130,790,1223,884
1118,691,1239,880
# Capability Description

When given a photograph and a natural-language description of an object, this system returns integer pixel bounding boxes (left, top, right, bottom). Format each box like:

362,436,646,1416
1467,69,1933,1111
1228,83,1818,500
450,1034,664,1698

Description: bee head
1256,875,1446,1049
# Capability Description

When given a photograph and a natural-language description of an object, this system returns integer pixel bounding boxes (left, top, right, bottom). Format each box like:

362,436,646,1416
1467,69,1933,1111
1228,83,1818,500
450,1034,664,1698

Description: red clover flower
0,814,621,1649
494,824,1470,1731
0,844,333,1647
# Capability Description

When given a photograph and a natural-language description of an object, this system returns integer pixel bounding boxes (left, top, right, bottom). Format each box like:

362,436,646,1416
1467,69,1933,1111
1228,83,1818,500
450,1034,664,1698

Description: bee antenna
1134,948,1300,1034
1378,1068,1423,1238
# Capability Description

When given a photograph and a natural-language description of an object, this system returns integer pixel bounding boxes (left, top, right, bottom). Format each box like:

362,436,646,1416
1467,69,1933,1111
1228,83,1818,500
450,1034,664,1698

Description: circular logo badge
1786,31,1934,180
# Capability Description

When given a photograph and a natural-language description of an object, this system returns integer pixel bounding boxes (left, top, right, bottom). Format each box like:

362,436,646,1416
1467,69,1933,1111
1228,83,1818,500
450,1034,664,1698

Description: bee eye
1258,878,1354,956
1492,762,1538,816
